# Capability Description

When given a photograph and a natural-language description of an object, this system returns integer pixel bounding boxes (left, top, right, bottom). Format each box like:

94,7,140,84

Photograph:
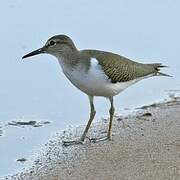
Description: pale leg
80,96,96,141
107,96,115,139
63,95,96,146
90,97,115,143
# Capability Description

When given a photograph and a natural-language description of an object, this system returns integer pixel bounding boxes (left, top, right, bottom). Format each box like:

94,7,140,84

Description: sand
3,96,180,180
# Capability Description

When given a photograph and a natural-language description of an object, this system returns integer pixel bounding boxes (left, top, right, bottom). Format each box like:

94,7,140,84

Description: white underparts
58,57,153,97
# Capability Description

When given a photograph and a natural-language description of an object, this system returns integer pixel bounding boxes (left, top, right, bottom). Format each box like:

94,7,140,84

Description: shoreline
3,96,180,180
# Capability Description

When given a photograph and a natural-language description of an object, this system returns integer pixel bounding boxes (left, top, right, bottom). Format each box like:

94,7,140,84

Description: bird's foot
62,135,112,146
62,139,84,146
88,136,111,143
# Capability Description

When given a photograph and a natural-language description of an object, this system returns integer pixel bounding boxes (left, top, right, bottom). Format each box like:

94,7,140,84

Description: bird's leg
62,96,96,146
89,97,115,143
80,96,96,142
107,97,115,140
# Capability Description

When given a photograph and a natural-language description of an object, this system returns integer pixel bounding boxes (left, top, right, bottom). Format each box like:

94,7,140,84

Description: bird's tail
150,63,172,77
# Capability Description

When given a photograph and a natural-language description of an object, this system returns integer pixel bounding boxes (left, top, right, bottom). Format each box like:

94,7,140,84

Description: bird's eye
49,40,56,46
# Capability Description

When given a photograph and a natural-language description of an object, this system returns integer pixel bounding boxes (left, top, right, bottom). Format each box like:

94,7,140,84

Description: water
0,0,180,177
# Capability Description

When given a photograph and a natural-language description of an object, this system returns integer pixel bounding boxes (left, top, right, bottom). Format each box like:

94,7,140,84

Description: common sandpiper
22,35,170,145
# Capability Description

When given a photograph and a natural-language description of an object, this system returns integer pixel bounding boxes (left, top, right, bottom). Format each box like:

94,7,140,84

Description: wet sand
4,96,180,180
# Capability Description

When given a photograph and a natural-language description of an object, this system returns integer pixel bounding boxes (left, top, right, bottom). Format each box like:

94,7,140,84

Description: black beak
22,47,46,59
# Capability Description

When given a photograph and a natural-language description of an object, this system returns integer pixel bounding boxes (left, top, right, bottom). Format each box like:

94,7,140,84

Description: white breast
58,58,145,97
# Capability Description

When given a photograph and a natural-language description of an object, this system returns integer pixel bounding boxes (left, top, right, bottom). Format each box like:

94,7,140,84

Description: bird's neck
56,50,80,70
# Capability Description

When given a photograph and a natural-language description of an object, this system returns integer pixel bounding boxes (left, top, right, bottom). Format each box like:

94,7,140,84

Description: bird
22,35,170,145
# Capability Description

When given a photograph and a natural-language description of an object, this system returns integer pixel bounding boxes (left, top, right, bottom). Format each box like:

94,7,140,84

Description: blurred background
0,0,179,176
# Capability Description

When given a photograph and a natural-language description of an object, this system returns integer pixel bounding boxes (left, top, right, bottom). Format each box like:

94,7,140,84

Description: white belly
59,58,143,97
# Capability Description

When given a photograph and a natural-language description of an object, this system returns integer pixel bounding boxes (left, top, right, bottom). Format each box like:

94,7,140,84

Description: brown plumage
81,50,169,83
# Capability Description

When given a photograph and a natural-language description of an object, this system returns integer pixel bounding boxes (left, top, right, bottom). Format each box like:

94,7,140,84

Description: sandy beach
4,96,180,180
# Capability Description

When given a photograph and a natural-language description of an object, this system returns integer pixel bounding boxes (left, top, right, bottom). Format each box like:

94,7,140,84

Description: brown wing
83,50,158,83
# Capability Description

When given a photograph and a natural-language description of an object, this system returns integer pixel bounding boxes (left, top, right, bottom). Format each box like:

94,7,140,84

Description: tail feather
151,63,168,70
150,63,172,77
156,72,172,77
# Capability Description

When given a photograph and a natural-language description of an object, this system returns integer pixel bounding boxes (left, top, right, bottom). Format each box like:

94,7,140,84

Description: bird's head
22,35,77,59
